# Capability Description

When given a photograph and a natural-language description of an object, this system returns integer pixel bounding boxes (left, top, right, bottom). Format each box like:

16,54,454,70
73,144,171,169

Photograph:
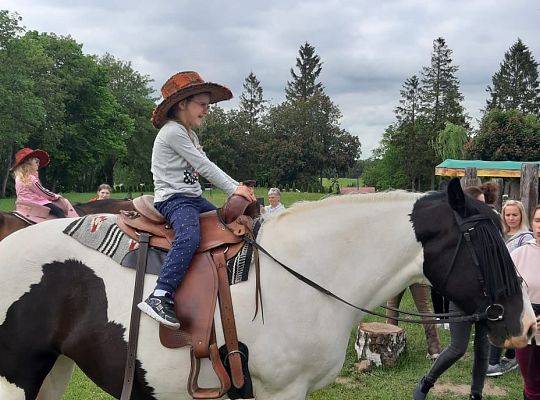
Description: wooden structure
435,159,540,220
355,322,406,369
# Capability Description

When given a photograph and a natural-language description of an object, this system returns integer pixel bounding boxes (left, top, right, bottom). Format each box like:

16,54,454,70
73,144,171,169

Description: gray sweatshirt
151,120,239,203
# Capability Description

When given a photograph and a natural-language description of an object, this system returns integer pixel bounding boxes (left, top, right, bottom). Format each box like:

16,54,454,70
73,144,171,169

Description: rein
243,234,492,325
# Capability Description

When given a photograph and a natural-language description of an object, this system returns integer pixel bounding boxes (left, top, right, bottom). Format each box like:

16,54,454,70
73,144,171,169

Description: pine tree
239,72,266,127
395,75,421,125
420,37,467,132
285,42,324,101
486,39,540,115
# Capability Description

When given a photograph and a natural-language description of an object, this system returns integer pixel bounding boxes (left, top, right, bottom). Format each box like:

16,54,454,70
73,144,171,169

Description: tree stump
355,322,406,369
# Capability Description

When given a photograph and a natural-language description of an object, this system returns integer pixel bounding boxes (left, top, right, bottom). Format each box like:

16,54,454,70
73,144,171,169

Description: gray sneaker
499,357,518,374
138,293,180,329
486,363,503,377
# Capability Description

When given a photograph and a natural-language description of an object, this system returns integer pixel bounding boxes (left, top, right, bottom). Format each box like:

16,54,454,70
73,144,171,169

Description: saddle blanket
63,214,254,285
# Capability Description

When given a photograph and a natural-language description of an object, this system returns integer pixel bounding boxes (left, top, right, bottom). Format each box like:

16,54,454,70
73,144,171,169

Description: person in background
137,71,255,329
11,147,65,218
387,283,442,360
90,183,112,201
464,186,485,202
512,205,540,400
486,200,534,377
480,182,500,214
261,187,285,218
414,185,490,400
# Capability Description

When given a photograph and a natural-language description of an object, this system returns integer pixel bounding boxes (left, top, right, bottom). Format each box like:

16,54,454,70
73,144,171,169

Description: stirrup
188,344,231,399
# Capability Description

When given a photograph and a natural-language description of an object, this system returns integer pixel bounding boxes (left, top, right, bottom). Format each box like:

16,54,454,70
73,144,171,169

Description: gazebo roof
435,159,540,178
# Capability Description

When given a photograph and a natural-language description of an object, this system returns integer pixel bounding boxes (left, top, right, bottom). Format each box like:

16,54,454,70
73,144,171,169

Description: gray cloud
4,0,540,156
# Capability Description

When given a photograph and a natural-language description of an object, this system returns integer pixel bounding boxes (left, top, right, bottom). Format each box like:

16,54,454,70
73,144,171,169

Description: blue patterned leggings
154,194,216,293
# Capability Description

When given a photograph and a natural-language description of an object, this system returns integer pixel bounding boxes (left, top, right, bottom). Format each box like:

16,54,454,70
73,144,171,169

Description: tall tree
239,72,266,128
395,75,421,125
486,39,540,115
420,37,467,132
465,109,540,161
285,42,323,101
97,53,157,189
0,12,47,197
434,122,469,160
0,10,23,49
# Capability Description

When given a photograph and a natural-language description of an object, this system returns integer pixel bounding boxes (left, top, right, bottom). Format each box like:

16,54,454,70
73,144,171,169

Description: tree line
363,37,540,191
0,10,360,197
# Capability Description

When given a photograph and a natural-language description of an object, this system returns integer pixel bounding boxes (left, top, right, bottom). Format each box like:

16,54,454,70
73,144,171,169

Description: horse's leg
36,356,74,400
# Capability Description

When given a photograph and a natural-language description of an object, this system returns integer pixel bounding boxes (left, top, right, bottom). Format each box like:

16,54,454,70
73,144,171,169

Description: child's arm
29,175,60,201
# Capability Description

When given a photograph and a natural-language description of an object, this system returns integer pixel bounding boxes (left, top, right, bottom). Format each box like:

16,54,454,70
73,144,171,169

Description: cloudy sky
4,0,539,157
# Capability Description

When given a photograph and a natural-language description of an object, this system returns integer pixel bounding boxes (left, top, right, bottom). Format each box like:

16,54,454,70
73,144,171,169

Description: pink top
512,240,540,344
15,174,60,206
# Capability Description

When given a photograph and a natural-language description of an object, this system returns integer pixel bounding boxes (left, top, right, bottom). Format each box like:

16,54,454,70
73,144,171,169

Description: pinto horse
0,179,536,400
0,198,134,241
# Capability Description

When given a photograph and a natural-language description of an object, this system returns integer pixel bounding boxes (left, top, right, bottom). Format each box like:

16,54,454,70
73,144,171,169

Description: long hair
12,159,36,185
502,200,530,234
480,182,499,205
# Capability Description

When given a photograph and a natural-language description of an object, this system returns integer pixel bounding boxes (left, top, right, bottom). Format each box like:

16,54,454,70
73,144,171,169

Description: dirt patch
432,381,507,397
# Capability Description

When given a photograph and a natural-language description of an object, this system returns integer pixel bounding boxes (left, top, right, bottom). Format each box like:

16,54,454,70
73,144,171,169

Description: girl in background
11,147,65,218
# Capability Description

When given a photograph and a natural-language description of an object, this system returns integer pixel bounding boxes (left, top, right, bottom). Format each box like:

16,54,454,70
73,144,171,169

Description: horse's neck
253,194,424,327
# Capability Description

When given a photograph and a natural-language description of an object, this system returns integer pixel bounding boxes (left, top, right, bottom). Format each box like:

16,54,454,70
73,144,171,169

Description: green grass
321,177,363,189
1,190,524,398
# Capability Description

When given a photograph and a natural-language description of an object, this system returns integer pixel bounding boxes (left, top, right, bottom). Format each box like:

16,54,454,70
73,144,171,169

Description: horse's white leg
0,376,25,400
36,355,75,400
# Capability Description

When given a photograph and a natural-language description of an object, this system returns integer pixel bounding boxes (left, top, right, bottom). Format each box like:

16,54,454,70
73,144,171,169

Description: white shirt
263,203,285,217
151,121,238,202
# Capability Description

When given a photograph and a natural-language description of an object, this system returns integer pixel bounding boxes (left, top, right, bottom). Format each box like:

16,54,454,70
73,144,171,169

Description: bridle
241,210,508,325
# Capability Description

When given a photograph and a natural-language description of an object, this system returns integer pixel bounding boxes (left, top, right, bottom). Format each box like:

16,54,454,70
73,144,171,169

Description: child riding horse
137,71,255,329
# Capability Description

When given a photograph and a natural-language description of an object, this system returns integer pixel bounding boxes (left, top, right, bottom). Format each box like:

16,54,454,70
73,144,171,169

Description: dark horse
0,179,536,399
0,198,134,242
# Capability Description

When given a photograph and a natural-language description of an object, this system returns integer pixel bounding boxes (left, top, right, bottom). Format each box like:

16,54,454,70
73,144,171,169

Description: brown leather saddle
117,194,259,399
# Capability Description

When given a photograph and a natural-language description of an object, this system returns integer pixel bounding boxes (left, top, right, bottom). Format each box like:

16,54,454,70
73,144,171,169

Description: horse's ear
447,178,466,215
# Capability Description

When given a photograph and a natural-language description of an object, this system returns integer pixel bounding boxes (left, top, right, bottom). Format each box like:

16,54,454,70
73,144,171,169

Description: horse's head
412,178,536,348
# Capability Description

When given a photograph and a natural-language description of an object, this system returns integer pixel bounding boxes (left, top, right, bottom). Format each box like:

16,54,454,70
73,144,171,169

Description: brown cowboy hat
10,148,50,171
151,71,233,129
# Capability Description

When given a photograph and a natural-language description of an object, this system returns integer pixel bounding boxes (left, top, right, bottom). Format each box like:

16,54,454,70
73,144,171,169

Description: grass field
0,190,525,399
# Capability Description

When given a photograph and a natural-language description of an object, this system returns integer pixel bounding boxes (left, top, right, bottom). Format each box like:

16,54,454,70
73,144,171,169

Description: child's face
28,158,40,173
97,189,111,200
180,93,210,128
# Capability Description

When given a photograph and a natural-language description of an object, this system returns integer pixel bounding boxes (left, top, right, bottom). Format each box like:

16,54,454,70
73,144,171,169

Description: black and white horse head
412,178,536,348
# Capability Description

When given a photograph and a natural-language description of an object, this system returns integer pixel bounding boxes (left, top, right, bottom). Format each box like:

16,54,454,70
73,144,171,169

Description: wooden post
461,167,481,188
520,163,539,224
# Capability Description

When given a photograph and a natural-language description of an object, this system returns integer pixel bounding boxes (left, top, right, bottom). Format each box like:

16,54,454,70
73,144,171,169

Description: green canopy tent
435,159,539,218
435,159,540,178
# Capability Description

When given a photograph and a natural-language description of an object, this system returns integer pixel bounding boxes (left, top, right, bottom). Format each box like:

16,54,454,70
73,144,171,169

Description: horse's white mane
270,190,425,221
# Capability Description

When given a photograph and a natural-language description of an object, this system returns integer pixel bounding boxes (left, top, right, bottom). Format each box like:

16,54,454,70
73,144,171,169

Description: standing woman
138,71,255,329
487,200,533,376
502,200,534,252
512,205,540,400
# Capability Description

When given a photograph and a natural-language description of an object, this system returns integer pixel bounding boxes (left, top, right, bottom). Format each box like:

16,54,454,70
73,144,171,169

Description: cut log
355,322,406,368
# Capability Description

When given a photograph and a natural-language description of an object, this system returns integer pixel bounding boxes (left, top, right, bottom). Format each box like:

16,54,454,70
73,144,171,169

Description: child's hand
234,184,256,202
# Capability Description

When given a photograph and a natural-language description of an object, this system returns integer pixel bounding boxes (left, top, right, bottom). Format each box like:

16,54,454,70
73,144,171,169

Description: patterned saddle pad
63,214,256,284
